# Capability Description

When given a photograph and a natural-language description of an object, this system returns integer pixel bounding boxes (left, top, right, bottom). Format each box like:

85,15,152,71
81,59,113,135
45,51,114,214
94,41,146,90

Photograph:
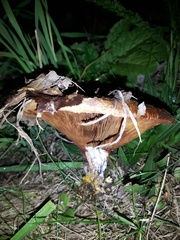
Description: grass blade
118,147,130,165
2,0,37,63
0,161,83,172
114,214,136,227
11,200,56,240
96,207,102,240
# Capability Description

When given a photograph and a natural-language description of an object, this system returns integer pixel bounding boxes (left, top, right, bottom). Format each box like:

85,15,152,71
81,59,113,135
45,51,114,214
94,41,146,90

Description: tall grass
0,0,80,77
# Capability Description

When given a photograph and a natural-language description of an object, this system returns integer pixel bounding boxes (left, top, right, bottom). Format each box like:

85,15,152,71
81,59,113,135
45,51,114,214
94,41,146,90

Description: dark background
1,0,171,37
0,0,177,104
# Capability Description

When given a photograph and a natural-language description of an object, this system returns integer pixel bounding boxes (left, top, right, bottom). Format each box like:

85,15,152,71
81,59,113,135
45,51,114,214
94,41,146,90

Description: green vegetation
0,0,180,239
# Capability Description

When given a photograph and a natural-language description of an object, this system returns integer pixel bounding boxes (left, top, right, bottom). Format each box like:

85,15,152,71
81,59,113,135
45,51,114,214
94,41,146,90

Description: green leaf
118,147,130,166
173,167,180,182
63,208,75,218
57,214,74,222
104,19,168,77
56,207,75,222
59,193,69,209
71,41,99,65
61,142,81,156
125,184,145,194
155,123,180,144
0,137,14,148
156,155,169,168
140,147,158,182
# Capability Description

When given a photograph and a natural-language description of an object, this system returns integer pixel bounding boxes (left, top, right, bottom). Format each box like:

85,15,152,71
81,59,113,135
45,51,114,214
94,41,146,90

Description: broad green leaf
59,193,69,209
103,19,168,77
71,41,99,65
125,184,144,193
63,208,75,218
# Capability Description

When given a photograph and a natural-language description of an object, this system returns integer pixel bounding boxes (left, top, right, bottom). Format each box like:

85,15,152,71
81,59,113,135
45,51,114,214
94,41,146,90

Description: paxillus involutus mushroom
0,71,175,198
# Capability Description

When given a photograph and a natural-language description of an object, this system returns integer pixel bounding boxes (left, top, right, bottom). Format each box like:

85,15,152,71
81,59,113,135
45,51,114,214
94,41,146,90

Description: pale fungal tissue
85,146,108,177
137,102,146,116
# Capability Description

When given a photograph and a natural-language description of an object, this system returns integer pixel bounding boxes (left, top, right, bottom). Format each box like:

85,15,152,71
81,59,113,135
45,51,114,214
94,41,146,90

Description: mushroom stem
84,146,109,178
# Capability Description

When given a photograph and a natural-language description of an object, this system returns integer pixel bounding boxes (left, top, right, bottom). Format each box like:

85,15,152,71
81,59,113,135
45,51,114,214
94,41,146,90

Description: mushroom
0,71,175,198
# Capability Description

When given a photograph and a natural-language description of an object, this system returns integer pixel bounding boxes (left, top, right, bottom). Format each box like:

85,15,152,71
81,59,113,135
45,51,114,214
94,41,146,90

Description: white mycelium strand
96,90,127,149
96,90,142,149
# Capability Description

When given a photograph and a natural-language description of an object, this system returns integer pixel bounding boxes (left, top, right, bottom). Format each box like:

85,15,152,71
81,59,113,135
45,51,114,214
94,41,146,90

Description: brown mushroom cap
24,92,174,151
